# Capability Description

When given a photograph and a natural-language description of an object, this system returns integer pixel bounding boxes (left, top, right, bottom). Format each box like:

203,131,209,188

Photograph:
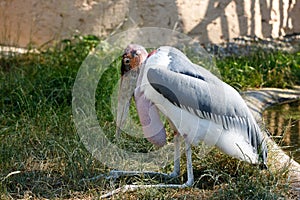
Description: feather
142,46,267,165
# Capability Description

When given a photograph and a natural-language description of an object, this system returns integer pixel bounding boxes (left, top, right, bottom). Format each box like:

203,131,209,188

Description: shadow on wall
121,0,181,31
0,0,128,47
188,0,298,43
0,0,299,47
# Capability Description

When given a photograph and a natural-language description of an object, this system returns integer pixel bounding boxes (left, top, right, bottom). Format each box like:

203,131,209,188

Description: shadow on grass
1,35,298,199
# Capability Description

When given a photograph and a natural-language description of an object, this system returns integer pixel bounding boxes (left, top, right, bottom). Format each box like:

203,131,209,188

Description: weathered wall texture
0,0,299,47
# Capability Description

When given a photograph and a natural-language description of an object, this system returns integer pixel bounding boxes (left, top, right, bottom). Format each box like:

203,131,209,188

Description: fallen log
244,87,300,195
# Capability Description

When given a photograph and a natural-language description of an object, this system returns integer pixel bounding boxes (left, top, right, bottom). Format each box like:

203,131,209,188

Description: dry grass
1,35,299,199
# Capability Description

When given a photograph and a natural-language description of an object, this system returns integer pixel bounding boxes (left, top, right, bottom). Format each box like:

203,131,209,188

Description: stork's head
121,44,148,75
116,44,148,135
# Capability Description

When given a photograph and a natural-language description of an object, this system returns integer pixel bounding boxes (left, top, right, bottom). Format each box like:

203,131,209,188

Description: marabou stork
116,44,268,186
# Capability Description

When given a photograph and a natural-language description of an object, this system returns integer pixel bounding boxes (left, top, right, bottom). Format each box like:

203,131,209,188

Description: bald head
121,44,148,75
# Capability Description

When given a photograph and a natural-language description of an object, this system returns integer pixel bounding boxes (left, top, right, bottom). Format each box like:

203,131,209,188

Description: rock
244,87,300,196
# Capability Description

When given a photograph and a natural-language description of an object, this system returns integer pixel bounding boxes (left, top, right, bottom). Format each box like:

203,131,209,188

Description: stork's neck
147,49,157,58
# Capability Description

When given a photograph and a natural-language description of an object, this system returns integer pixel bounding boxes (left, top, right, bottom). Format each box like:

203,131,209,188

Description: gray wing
148,46,251,120
146,47,267,165
147,67,250,126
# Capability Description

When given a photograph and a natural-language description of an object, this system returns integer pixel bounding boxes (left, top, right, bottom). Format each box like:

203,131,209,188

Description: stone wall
0,0,299,47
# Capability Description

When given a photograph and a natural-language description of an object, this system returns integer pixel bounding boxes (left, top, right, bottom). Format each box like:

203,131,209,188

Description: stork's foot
168,170,180,178
99,170,191,198
100,183,188,198
168,170,193,187
79,170,171,183
184,178,194,187
107,170,173,181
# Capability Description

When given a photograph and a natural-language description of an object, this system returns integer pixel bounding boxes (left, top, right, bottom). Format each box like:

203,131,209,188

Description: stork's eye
121,57,131,75
124,57,130,65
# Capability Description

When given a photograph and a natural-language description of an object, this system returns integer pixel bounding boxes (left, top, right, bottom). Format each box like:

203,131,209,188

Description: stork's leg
169,132,180,177
99,137,190,198
106,170,170,181
184,141,194,186
102,133,181,181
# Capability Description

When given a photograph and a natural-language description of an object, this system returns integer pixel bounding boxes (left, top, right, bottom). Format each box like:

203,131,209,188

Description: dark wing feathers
147,67,214,114
147,65,266,162
167,48,206,81
147,67,252,130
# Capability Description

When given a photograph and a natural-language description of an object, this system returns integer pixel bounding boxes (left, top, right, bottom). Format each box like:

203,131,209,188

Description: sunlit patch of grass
106,149,290,199
0,35,298,199
216,49,300,90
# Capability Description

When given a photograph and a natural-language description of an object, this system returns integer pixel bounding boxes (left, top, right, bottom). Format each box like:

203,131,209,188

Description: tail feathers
260,162,268,170
258,136,268,169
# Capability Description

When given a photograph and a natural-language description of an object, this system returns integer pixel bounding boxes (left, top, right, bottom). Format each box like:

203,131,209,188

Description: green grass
216,50,300,90
0,35,299,199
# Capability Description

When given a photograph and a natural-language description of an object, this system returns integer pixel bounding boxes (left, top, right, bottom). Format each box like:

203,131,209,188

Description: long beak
116,69,139,136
